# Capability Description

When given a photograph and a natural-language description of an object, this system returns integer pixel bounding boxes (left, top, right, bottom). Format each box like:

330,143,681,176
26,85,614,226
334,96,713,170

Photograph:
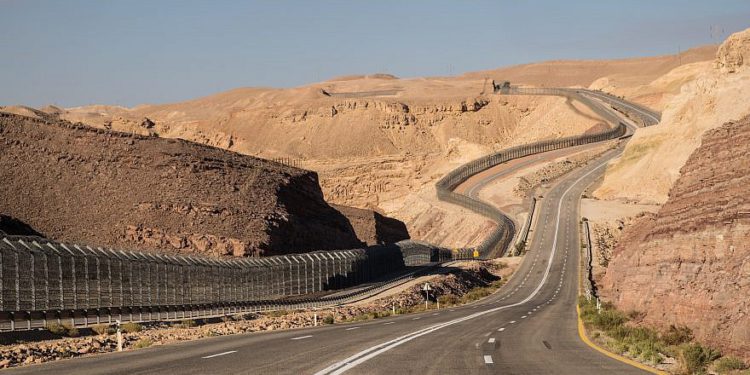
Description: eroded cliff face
600,116,750,360
0,113,405,257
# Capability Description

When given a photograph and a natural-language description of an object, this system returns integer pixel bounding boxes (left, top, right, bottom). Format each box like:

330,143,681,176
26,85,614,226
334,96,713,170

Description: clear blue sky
1,0,749,107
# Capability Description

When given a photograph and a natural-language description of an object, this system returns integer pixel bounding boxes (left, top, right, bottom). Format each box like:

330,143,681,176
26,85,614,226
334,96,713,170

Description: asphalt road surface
6,93,652,375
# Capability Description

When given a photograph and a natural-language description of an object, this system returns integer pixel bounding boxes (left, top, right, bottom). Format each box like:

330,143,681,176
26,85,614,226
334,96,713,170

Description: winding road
6,90,656,374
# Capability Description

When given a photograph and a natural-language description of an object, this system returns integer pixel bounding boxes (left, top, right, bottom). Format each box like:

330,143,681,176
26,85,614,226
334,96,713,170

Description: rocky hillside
600,115,750,361
596,28,750,204
0,113,407,257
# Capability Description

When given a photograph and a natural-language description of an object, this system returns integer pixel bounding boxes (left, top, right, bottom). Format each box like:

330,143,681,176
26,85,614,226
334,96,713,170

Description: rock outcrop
331,204,409,246
0,113,405,257
600,115,750,361
715,28,750,73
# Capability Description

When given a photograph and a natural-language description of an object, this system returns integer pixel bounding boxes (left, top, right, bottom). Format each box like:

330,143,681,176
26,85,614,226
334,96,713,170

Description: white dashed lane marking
202,351,237,359
291,335,313,340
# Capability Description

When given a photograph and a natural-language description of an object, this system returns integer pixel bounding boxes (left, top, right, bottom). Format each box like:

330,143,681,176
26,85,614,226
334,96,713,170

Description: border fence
436,86,628,259
0,236,447,331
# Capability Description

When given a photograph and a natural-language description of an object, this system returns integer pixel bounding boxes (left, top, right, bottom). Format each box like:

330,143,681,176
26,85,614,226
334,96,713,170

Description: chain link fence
0,236,445,331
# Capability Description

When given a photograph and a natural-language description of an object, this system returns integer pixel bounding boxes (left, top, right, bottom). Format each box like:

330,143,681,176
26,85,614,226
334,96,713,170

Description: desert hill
0,113,407,257
464,45,716,90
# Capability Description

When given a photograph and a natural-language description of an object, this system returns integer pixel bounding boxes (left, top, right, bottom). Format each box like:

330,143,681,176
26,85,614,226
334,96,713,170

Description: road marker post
115,320,123,352
422,283,432,310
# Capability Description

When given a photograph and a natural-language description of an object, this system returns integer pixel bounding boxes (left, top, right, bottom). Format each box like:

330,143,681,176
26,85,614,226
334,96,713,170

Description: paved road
6,96,652,375
578,89,661,126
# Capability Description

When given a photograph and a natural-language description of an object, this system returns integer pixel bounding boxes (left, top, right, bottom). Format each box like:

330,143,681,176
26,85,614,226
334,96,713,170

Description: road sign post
422,283,432,310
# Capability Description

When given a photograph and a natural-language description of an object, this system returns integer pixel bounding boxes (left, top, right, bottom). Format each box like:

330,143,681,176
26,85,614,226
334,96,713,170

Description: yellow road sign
473,250,480,258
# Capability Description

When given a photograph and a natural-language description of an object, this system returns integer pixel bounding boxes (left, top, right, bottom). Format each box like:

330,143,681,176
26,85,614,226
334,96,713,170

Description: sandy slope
595,28,750,205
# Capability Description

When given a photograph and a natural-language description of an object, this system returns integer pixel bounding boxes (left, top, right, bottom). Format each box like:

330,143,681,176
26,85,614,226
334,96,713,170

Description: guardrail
581,220,596,299
512,197,536,256
435,86,627,259
0,236,445,331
